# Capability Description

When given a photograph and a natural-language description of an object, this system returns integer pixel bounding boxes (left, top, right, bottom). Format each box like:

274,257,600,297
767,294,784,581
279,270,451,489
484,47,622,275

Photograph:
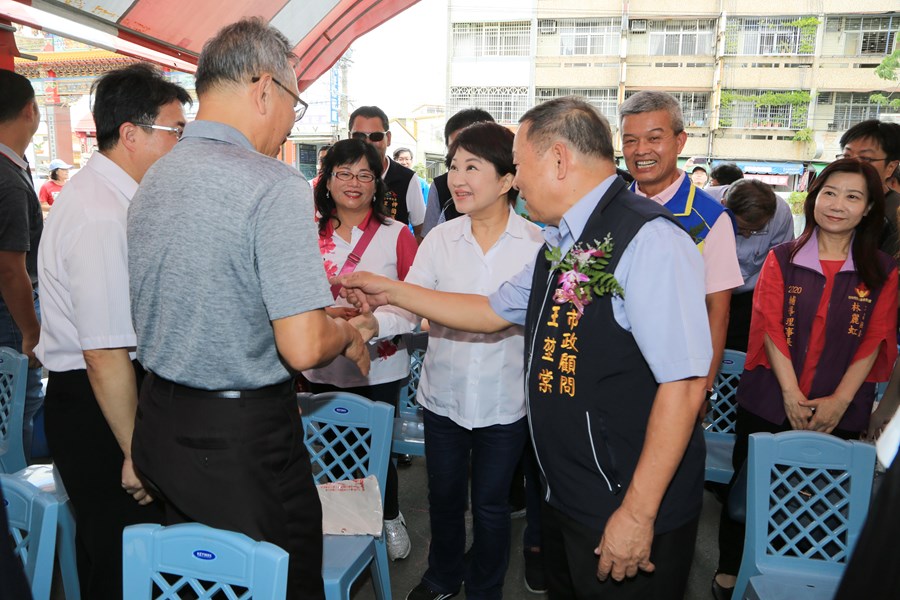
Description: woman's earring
326,190,331,200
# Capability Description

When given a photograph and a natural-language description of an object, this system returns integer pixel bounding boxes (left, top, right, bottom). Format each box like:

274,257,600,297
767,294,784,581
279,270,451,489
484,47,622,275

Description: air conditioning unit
538,20,557,35
629,19,648,33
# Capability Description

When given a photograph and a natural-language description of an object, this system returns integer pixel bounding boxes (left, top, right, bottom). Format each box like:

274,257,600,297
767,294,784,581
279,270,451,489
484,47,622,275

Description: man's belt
147,372,294,399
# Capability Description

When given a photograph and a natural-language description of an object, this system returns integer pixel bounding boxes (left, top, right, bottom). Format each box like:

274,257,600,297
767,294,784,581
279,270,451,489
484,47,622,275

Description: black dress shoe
711,576,734,600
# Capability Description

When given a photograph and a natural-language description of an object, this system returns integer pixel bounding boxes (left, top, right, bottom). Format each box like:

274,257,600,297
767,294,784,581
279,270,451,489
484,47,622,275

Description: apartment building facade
447,0,898,179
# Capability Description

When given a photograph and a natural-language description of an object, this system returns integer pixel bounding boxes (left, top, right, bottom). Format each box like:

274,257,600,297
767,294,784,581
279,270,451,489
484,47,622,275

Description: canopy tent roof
1,0,419,90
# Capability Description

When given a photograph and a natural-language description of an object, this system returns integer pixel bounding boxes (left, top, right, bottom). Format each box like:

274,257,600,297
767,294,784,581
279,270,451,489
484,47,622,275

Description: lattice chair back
1,474,60,600
399,332,428,416
299,392,394,498
732,431,877,600
122,523,289,600
704,349,745,435
0,346,28,474
299,392,394,600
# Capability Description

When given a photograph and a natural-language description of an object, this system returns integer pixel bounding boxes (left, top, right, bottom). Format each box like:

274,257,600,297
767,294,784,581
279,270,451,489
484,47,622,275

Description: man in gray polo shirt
127,19,368,600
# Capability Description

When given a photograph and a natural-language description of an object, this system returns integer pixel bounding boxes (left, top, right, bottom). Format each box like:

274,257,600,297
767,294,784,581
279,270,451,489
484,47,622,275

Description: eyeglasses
835,154,890,164
136,123,184,139
350,131,388,143
737,226,769,237
252,75,308,122
332,170,376,183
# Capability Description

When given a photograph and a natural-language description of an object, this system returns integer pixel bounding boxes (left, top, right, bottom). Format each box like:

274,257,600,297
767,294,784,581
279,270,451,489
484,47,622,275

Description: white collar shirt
375,208,545,429
35,152,138,371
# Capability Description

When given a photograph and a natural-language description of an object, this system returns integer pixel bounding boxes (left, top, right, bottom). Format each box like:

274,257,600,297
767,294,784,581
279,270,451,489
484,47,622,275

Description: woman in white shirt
355,122,544,600
303,139,418,560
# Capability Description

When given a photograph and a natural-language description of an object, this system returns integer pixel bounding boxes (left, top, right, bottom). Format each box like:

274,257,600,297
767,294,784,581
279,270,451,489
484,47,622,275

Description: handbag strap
330,215,381,299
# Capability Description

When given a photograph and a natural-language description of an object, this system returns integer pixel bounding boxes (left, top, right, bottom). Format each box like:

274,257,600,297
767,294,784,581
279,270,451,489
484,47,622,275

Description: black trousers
0,483,31,600
132,374,324,600
44,363,164,600
542,502,698,600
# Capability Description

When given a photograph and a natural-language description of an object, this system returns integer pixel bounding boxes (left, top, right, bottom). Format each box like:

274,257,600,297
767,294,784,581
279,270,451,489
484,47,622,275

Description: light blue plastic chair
1,474,60,600
733,431,876,600
0,346,28,474
0,353,81,600
122,522,289,599
300,392,394,600
703,349,745,484
392,332,427,457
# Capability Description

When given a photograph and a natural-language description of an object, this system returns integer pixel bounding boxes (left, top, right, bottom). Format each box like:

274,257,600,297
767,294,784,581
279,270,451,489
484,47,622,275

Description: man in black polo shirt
349,106,425,238
0,69,44,462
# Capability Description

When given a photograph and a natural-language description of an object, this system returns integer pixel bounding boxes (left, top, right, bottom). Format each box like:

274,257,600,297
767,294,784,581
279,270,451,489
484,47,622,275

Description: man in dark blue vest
336,97,712,599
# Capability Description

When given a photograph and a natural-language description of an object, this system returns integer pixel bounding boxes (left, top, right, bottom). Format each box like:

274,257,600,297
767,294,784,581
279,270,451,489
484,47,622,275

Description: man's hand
349,312,379,344
595,505,655,581
331,272,394,312
783,387,813,430
799,395,849,435
339,319,370,376
21,330,41,368
122,457,154,506
866,405,897,441
324,306,360,320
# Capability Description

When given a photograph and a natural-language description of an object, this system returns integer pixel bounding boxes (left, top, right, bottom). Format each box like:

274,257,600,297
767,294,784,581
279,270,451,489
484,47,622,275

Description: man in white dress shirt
35,64,190,600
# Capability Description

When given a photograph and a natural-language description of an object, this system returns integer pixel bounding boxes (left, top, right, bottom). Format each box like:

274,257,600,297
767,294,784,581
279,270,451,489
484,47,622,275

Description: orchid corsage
545,233,624,316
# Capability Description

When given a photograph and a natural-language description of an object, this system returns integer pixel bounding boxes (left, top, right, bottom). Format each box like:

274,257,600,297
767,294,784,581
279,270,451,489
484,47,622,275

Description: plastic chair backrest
399,333,428,416
122,522,289,600
0,346,28,474
1,474,60,600
733,431,876,598
299,392,394,503
704,349,745,435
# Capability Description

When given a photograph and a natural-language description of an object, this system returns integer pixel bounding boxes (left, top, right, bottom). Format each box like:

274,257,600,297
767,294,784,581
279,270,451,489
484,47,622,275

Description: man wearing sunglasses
349,106,426,239
838,120,900,260
36,63,190,600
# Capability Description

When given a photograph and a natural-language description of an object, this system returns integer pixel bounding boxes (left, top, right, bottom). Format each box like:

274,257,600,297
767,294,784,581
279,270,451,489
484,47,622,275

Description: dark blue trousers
421,409,528,600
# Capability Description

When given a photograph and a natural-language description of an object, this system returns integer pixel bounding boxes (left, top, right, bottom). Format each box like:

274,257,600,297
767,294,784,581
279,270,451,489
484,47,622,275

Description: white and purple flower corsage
545,233,624,316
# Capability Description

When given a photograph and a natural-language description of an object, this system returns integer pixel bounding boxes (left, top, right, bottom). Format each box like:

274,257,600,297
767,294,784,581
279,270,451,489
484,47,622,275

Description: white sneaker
384,512,411,560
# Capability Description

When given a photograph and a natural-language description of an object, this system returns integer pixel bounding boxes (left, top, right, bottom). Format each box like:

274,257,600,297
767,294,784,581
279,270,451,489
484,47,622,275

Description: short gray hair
519,96,614,160
195,18,296,95
619,91,684,134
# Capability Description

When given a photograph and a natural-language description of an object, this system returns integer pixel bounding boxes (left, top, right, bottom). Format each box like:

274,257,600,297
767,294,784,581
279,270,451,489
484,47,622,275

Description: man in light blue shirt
337,97,711,599
723,178,794,350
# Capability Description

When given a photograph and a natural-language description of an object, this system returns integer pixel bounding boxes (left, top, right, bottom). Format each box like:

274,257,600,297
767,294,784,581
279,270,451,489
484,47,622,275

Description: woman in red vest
713,158,898,599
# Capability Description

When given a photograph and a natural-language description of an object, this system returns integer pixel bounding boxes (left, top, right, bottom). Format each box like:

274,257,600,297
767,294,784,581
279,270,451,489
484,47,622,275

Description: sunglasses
350,131,388,142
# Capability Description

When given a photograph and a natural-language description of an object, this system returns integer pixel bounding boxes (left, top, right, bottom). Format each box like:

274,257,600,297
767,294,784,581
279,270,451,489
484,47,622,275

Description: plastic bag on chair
317,474,384,536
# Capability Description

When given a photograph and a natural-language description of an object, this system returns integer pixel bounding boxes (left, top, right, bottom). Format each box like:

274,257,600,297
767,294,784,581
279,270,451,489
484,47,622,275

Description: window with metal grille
448,86,530,124
557,18,619,56
831,92,900,130
623,90,711,127
647,20,716,56
825,16,898,55
719,89,809,129
724,17,817,55
535,88,618,122
452,22,531,58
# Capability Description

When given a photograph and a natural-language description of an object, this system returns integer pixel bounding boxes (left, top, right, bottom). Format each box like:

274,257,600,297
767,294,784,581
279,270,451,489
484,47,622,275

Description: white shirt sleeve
373,231,439,336
406,175,426,227
65,218,137,350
